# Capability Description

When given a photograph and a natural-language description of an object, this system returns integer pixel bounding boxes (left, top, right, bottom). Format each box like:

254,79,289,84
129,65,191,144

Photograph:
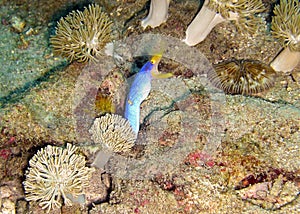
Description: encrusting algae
23,144,94,213
270,0,300,72
50,4,112,62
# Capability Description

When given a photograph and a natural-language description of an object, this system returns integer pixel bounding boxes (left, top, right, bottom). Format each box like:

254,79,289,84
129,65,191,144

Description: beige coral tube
141,0,171,29
270,47,300,72
183,4,225,46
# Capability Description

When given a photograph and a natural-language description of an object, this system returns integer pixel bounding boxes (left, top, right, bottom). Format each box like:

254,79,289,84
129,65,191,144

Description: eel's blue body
124,55,172,136
124,61,154,135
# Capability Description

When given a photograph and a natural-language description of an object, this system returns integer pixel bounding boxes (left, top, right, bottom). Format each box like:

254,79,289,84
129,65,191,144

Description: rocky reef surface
0,0,299,213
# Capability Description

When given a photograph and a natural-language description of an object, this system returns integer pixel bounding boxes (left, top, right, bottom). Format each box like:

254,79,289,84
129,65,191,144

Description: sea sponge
89,114,136,153
270,0,300,72
141,0,171,29
50,4,112,62
184,0,265,46
208,59,276,95
23,144,94,213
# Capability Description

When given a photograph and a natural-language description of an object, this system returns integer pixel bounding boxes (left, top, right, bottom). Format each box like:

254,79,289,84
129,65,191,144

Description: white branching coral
23,144,94,213
89,114,136,153
270,0,300,72
184,0,265,46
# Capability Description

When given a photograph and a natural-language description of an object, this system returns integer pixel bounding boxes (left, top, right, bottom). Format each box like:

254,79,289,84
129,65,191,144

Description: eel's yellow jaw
150,54,173,79
151,71,173,79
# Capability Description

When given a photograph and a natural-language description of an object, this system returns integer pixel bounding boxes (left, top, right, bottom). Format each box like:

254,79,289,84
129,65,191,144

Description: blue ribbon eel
124,54,173,136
